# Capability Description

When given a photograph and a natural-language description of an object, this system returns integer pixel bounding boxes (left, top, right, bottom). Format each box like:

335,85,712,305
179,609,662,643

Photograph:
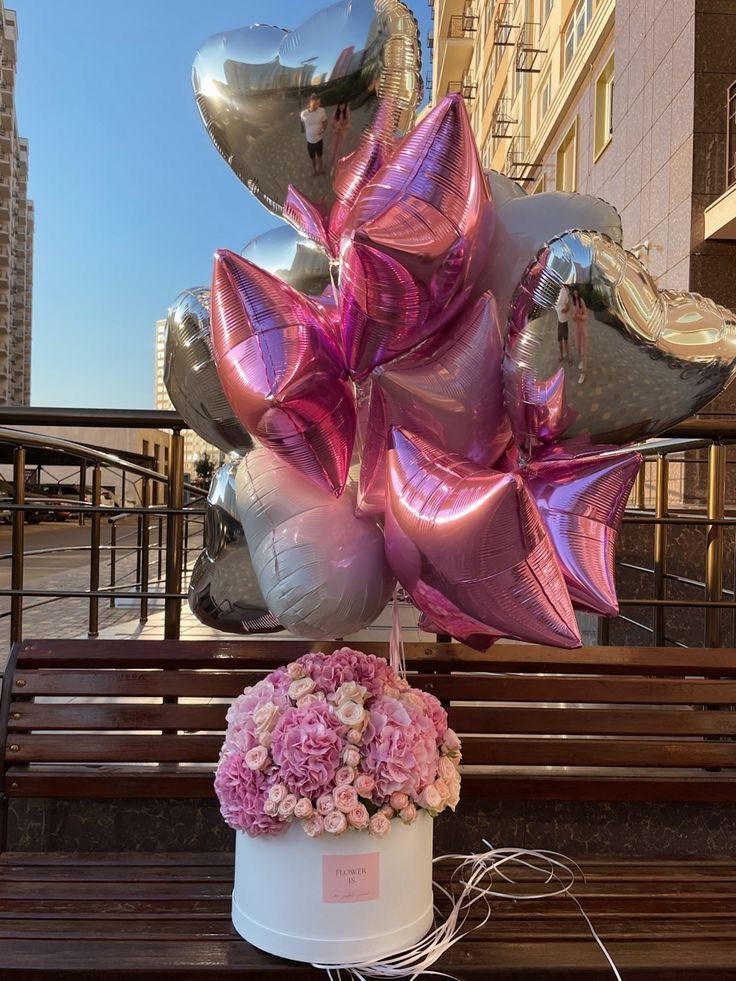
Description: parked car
34,483,116,508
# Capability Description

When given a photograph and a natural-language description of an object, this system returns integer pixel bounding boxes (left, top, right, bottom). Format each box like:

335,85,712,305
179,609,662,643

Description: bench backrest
3,639,736,848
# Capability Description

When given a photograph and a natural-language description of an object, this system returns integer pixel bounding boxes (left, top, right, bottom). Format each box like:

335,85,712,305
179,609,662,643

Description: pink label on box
322,852,380,904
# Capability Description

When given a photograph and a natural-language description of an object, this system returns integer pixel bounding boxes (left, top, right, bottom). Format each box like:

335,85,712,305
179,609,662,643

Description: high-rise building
154,317,225,479
429,1,736,404
0,3,33,405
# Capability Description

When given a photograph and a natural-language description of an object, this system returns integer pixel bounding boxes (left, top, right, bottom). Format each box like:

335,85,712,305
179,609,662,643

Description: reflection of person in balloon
555,285,572,366
330,102,351,174
571,288,589,384
300,93,328,176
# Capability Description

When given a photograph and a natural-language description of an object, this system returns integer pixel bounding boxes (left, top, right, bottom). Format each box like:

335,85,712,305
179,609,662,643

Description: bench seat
2,852,736,978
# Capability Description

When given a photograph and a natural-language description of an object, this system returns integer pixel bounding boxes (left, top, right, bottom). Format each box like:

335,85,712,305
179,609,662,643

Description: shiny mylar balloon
163,288,253,455
384,429,581,650
486,173,623,330
237,447,394,639
521,450,642,617
504,230,736,454
192,0,420,218
358,292,512,515
188,463,282,634
339,93,495,378
241,224,331,298
211,250,355,496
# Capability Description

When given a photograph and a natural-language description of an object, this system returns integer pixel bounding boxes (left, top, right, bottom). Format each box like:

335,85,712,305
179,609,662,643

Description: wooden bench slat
6,734,223,763
460,772,736,802
8,702,230,731
448,705,736,736
4,765,216,798
11,669,259,698
460,737,736,768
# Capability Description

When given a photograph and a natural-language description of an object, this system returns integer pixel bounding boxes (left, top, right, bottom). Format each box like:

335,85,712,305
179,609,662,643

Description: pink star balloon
339,93,495,378
211,249,355,497
384,428,581,650
521,449,642,616
357,292,511,515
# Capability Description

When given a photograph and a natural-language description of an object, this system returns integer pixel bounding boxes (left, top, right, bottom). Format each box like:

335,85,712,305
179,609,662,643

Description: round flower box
232,809,434,962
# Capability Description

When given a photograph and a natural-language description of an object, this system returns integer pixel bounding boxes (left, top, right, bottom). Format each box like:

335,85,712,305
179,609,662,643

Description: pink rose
278,794,298,819
286,661,308,680
244,746,269,771
343,747,361,768
348,803,370,829
263,799,279,817
419,785,442,811
336,700,366,728
347,729,363,746
353,773,375,797
324,810,348,835
294,797,314,820
335,766,355,787
317,794,335,815
362,696,439,797
434,778,450,803
253,700,281,735
399,803,417,824
334,784,359,814
302,814,325,838
369,812,391,838
268,783,286,804
389,792,409,811
288,677,316,701
446,772,461,811
438,755,456,782
271,703,345,799
380,803,395,819
443,728,461,753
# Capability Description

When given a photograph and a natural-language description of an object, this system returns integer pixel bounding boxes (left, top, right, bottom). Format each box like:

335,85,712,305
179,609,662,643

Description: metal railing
0,408,207,648
727,80,735,190
1,411,736,651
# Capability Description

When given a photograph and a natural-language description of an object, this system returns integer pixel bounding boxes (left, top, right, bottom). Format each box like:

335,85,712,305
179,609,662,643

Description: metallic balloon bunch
177,0,736,647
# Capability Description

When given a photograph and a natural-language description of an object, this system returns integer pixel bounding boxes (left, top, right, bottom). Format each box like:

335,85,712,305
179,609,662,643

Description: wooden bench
1,638,736,977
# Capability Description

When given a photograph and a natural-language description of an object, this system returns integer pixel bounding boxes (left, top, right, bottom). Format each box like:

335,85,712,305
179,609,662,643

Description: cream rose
443,728,461,753
316,793,335,815
288,677,316,701
278,794,298,819
335,766,355,787
438,755,456,782
302,814,325,837
369,812,391,838
389,791,409,811
244,746,269,771
334,681,368,706
294,797,314,820
346,728,363,746
399,803,417,824
353,773,375,797
268,783,286,804
419,785,442,811
343,746,361,768
336,700,366,728
253,700,280,735
286,661,308,680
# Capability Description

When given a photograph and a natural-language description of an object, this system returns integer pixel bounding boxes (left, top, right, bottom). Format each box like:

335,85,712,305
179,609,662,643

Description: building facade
0,3,33,405
154,317,225,480
429,1,736,372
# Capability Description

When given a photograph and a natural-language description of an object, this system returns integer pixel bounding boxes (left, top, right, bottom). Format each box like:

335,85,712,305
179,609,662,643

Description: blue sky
13,1,430,408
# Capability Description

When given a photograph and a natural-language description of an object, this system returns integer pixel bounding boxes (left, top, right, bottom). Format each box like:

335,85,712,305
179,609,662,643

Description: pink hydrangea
214,751,285,837
415,690,449,744
271,703,345,798
362,696,439,798
222,676,291,754
300,648,399,698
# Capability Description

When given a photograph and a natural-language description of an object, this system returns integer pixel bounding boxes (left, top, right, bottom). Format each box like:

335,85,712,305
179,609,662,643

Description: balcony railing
492,97,517,138
448,12,478,39
447,70,477,101
727,80,735,190
494,2,517,46
516,21,546,73
506,133,542,182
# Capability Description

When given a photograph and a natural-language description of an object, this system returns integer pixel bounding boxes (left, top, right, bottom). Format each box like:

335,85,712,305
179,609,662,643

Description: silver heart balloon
503,230,736,454
241,224,331,297
192,0,421,218
164,288,253,456
188,462,282,634
486,173,623,329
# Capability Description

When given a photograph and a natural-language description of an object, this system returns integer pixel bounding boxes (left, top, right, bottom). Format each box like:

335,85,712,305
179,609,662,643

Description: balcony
447,69,477,102
703,80,736,240
516,21,546,73
492,97,518,138
494,2,517,46
433,1,477,99
448,11,478,38
506,133,542,182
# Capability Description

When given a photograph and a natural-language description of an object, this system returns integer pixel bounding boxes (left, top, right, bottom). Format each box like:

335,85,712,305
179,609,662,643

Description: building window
537,68,552,124
483,63,493,107
555,120,577,191
564,0,594,69
484,0,494,37
541,0,553,26
594,54,614,159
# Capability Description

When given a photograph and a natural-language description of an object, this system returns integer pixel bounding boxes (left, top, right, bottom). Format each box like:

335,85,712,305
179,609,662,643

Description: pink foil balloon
358,292,512,515
211,249,355,496
283,185,331,256
339,94,494,378
521,450,642,616
384,429,581,650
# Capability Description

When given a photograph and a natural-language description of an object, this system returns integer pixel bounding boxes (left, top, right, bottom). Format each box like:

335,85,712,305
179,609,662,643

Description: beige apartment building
429,1,736,387
154,317,225,479
0,3,33,405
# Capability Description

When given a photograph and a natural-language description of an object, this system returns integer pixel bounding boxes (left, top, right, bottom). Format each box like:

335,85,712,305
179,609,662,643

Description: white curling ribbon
316,844,623,981
388,586,407,681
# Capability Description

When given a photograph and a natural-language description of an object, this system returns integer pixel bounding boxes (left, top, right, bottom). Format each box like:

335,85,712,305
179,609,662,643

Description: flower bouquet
216,647,461,963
